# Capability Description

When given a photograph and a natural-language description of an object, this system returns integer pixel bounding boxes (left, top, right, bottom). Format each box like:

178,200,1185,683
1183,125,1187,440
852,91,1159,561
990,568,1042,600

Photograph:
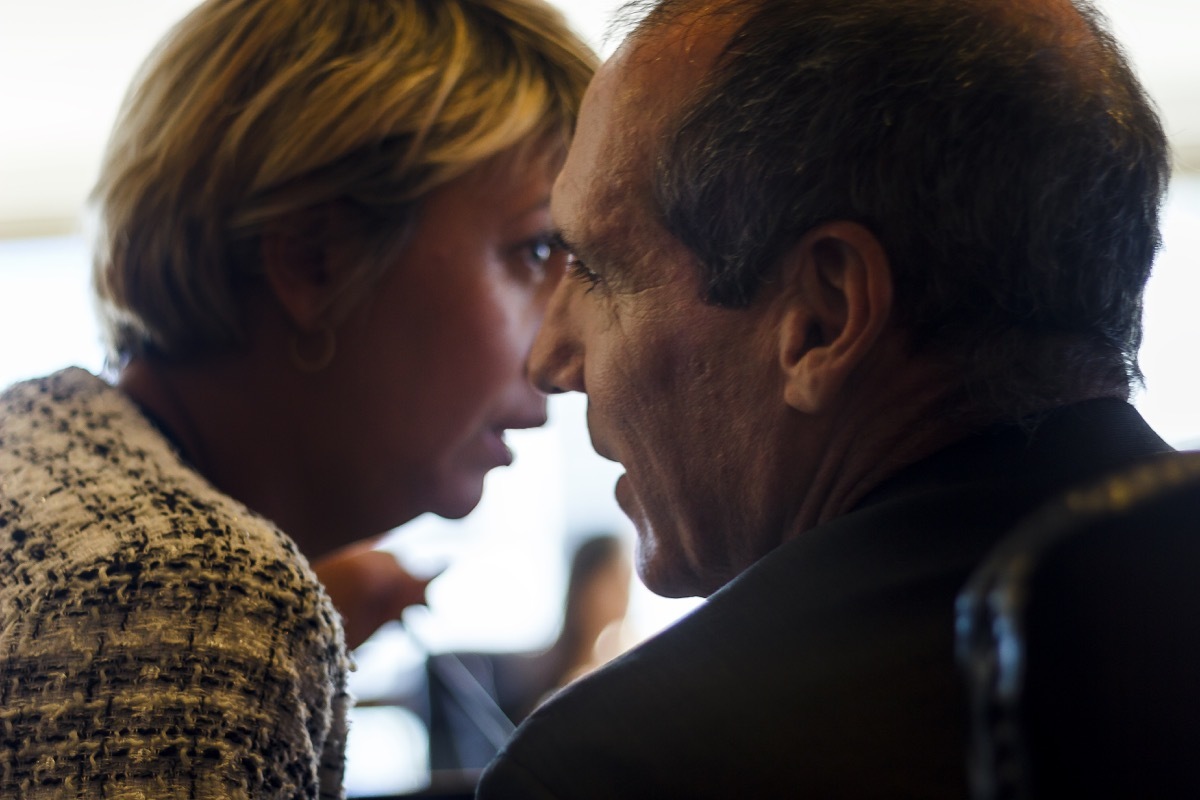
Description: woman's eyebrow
505,196,552,226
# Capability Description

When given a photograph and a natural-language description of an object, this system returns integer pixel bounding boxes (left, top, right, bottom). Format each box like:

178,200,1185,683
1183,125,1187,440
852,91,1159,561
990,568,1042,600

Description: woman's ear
260,217,339,331
777,221,894,414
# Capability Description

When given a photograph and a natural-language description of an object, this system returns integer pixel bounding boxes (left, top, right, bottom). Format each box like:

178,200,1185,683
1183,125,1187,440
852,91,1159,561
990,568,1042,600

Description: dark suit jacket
477,400,1171,799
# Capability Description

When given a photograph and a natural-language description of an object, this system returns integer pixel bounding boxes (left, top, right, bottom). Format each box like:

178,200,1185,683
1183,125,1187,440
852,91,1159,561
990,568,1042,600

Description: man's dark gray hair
621,0,1170,418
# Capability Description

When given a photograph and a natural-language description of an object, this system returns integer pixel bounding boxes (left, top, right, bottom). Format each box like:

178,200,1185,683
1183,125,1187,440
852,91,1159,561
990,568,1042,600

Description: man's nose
528,279,584,395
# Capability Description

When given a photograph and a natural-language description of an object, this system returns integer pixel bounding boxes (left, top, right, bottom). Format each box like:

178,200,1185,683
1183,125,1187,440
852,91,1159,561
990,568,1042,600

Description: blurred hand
314,539,439,649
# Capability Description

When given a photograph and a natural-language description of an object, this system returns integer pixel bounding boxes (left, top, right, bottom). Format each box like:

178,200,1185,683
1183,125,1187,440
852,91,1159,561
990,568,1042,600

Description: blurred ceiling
0,0,1196,238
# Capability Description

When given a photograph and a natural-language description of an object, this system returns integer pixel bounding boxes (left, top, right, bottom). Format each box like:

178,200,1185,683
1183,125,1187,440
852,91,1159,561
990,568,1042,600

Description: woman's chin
426,477,487,521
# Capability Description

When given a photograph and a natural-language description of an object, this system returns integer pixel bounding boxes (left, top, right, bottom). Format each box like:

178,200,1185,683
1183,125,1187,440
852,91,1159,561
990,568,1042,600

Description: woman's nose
528,280,584,395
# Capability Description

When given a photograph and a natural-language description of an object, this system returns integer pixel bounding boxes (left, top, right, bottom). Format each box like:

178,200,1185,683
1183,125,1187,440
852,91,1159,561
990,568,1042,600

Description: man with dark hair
478,0,1173,796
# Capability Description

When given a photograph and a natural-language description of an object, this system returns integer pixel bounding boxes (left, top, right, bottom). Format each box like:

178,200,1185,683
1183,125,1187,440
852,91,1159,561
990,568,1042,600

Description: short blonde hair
91,0,596,361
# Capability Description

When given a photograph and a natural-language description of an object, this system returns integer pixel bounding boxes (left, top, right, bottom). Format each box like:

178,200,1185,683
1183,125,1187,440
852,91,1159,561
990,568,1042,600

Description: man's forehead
552,13,731,233
618,10,735,128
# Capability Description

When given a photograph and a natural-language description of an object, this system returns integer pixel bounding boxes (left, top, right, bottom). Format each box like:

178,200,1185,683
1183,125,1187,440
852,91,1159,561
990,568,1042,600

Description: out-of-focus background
1,0,1198,794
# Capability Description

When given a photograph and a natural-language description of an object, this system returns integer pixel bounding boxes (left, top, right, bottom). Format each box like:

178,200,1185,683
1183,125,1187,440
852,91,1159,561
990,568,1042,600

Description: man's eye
568,257,603,292
545,232,603,292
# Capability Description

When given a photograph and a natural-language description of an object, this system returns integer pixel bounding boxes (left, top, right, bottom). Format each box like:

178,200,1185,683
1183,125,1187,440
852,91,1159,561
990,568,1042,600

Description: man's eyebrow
552,223,613,262
550,230,578,253
551,228,605,265
553,223,631,281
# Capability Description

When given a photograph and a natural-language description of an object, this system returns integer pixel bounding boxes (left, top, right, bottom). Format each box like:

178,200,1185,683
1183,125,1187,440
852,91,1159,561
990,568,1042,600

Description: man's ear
260,218,339,331
777,221,894,414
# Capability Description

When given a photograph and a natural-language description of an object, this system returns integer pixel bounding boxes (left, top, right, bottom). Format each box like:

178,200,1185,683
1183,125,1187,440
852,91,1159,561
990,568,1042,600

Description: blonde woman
0,0,594,796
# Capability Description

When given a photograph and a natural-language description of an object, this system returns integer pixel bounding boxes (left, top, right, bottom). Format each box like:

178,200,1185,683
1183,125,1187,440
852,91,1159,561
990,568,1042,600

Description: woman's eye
515,234,566,281
529,238,553,264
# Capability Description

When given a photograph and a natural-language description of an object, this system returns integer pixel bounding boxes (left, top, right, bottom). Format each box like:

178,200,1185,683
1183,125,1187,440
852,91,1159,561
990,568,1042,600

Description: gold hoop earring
290,325,336,373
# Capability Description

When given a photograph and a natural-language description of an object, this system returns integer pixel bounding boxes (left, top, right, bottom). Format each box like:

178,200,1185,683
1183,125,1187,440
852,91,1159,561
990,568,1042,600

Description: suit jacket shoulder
479,400,1170,799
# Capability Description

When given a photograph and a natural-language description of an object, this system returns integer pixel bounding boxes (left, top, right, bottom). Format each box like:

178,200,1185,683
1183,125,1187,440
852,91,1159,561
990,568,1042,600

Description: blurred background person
0,0,594,797
425,533,633,772
547,532,634,692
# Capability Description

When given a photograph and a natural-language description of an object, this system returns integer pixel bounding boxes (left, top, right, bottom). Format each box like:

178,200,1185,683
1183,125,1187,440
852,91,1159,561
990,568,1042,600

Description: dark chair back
956,452,1200,799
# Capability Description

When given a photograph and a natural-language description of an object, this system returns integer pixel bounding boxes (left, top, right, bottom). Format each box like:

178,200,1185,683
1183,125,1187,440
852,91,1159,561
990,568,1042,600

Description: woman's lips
481,428,515,468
